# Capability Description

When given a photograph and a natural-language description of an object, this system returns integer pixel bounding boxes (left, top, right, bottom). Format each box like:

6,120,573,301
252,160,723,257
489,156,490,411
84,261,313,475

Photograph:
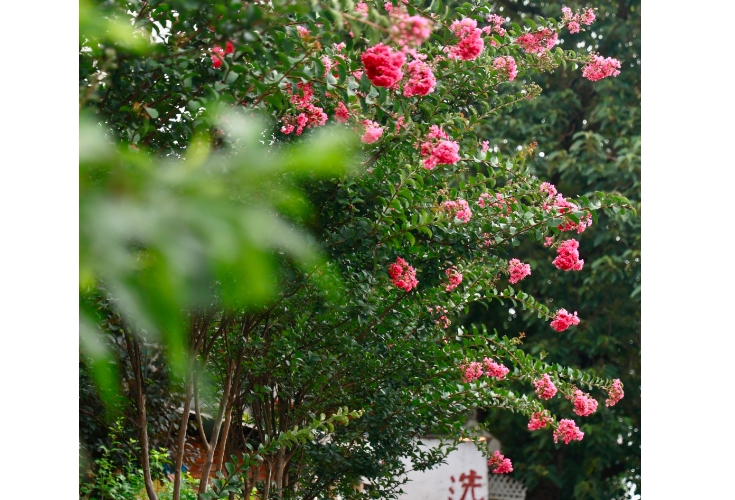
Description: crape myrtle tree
79,1,634,499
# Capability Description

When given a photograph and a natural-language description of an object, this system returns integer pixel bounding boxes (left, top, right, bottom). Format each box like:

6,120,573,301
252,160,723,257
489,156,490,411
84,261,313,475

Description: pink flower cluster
544,193,593,233
488,450,513,474
554,419,584,444
543,237,554,247
334,101,350,123
583,54,622,81
361,120,384,144
211,41,234,68
445,266,463,291
428,305,451,328
390,12,433,48
296,26,309,38
403,60,436,97
355,2,368,17
493,56,518,81
533,374,558,400
561,6,596,34
550,309,580,332
606,379,624,407
361,43,406,88
421,126,460,169
448,18,484,61
516,28,558,54
281,82,328,136
482,14,507,38
462,357,509,383
483,357,510,379
441,198,472,223
481,141,490,153
571,389,598,417
527,410,552,431
553,239,584,271
508,258,531,284
462,361,484,383
478,192,514,213
388,257,419,292
540,182,557,198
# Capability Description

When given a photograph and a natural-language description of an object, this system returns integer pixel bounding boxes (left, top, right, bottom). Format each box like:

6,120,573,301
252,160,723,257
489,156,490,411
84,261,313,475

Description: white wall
396,439,489,500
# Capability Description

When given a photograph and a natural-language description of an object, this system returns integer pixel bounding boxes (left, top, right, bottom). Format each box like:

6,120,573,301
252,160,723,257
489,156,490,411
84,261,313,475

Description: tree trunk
126,333,159,500
198,363,234,497
215,404,233,474
172,375,193,500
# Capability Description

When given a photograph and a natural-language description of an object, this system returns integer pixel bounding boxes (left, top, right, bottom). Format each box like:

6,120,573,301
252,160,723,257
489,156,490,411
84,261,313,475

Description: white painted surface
396,439,489,500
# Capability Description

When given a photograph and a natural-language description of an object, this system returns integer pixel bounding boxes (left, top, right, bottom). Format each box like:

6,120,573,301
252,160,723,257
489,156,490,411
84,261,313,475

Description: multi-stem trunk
125,333,158,500
198,362,234,496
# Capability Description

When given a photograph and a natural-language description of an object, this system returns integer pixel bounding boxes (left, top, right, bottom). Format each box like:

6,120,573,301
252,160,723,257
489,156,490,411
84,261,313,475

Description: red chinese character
448,470,484,500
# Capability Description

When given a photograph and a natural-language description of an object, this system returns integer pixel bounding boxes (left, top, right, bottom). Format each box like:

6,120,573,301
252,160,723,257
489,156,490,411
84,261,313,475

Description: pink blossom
334,101,349,123
462,361,484,383
550,309,580,332
481,141,489,153
422,140,460,169
441,199,472,223
488,450,513,474
384,2,393,13
395,115,406,132
508,259,531,284
567,21,580,34
361,120,384,144
528,410,552,430
447,18,484,61
361,43,406,88
449,32,484,61
581,9,596,25
571,389,598,417
333,42,346,52
280,124,295,135
421,125,461,169
554,419,584,444
391,14,433,48
483,357,509,379
478,192,514,213
290,81,314,107
485,14,507,37
606,379,624,407
211,46,225,68
445,266,463,291
296,26,309,37
583,55,621,81
429,305,451,328
403,60,436,97
388,257,419,292
546,194,592,233
493,56,518,81
426,124,449,140
225,41,234,54
516,28,558,54
322,55,333,77
552,239,584,271
355,2,368,17
540,182,557,198
533,374,557,400
543,237,554,247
